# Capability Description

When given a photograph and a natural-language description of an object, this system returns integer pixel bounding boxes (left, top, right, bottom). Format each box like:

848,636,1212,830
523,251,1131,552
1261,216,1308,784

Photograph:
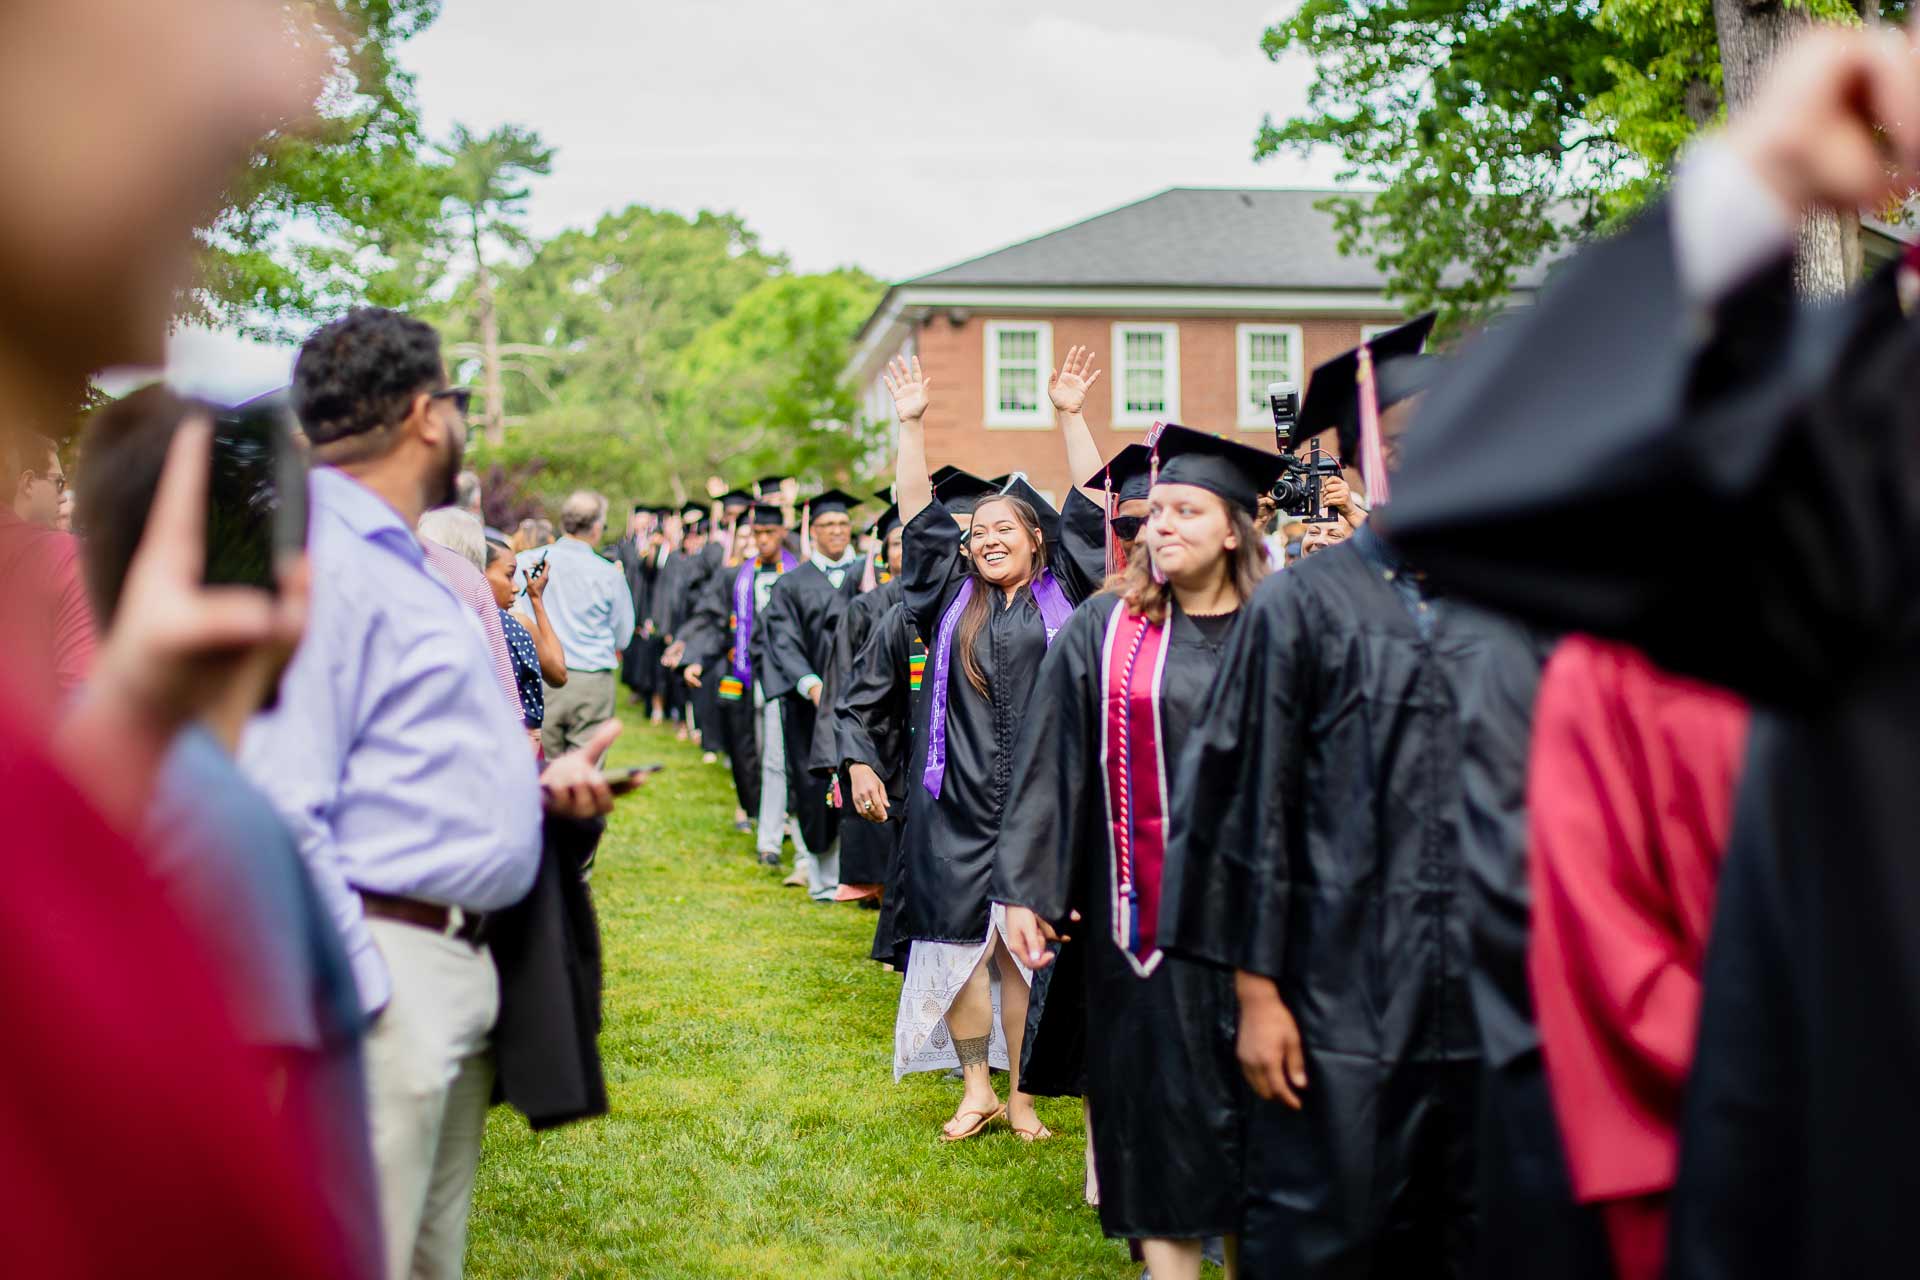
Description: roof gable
907,187,1416,291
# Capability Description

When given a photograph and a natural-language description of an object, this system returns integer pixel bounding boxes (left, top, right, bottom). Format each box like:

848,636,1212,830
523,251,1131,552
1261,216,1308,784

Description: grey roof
907,187,1426,292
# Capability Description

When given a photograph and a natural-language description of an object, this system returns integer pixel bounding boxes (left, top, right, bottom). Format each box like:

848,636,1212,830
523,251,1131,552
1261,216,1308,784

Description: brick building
846,186,1550,502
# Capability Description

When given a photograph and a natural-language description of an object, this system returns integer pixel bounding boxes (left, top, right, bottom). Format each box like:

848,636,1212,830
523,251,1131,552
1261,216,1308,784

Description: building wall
869,310,1399,502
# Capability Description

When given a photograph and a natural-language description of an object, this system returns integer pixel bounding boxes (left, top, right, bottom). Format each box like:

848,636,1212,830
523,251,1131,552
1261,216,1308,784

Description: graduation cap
1087,444,1153,505
1151,424,1290,515
679,502,709,529
869,501,903,540
802,489,860,521
748,502,787,528
754,475,787,498
932,466,997,516
719,489,753,514
995,474,1062,546
1297,314,1440,462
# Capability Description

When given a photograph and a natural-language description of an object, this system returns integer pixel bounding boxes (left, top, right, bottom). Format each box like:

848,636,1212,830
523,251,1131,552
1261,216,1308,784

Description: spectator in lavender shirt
240,307,620,1280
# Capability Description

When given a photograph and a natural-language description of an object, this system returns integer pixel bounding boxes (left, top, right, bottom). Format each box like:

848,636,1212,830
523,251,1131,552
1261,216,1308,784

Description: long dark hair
1107,498,1268,624
956,494,1046,698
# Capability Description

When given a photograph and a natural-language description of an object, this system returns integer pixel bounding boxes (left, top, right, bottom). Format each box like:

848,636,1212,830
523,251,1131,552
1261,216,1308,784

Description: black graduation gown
993,594,1245,1241
809,576,902,888
762,558,865,855
613,537,651,694
895,493,1106,943
1160,531,1482,1279
1377,202,1920,1280
681,560,760,816
837,598,925,967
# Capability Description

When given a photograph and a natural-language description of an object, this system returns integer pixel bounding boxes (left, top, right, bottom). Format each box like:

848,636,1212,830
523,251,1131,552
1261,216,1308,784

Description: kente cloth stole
1098,604,1171,978
920,571,1072,798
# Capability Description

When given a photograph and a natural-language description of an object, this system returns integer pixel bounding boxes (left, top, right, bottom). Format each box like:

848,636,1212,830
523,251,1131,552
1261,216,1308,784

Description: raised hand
1048,345,1103,415
882,354,933,423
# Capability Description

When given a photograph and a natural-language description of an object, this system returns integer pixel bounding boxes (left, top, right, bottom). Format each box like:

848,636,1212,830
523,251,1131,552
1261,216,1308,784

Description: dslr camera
1267,381,1340,523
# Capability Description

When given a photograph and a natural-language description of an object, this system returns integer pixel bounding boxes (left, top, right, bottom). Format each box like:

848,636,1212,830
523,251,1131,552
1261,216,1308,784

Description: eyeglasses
1111,515,1144,541
430,387,474,416
29,470,67,494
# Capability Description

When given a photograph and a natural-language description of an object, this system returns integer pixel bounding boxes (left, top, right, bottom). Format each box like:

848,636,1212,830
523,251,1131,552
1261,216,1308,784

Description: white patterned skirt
892,904,1035,1081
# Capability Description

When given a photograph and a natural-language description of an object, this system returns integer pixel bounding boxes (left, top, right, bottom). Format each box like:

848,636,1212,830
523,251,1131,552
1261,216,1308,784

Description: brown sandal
940,1103,1006,1143
1010,1121,1055,1143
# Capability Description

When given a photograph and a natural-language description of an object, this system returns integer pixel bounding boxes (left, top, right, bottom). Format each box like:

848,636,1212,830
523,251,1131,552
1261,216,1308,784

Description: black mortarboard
749,502,787,528
755,475,787,498
1297,313,1439,459
803,488,860,520
933,467,997,516
631,501,649,514
1088,444,1153,504
1151,424,1289,515
720,489,753,514
994,474,1062,545
679,502,708,527
869,503,903,539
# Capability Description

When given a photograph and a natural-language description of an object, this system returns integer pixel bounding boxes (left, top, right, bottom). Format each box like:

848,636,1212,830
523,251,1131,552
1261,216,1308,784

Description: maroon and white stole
1098,603,1172,978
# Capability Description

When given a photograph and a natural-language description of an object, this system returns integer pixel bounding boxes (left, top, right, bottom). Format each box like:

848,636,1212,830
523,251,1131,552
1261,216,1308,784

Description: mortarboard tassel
801,501,813,560
1103,469,1118,578
1356,344,1392,510
1148,443,1166,585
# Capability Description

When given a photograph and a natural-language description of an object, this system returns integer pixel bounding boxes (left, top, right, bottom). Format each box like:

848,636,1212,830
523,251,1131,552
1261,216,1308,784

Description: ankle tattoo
954,1034,990,1067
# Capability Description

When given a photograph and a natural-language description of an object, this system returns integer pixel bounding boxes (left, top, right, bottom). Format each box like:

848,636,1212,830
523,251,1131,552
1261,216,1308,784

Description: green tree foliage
1258,0,1897,330
671,270,888,489
196,1,447,336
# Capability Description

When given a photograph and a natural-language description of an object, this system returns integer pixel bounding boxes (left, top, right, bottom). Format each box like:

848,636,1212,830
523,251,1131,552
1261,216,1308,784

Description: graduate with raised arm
995,426,1289,1280
759,489,868,900
1376,25,1920,1280
881,350,1105,1143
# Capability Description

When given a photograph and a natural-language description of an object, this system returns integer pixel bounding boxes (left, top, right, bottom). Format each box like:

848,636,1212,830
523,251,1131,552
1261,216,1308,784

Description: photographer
75,384,382,1276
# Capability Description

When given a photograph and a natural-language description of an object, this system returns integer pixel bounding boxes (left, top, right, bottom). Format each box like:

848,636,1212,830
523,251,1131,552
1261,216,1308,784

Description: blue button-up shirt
515,536,635,672
240,468,543,1014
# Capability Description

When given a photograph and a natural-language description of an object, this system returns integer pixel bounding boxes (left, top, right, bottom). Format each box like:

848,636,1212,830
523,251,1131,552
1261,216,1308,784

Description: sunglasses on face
1111,515,1144,541
430,387,474,416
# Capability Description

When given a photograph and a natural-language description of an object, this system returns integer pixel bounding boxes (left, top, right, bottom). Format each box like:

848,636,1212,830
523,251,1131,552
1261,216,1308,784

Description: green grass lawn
467,705,1144,1279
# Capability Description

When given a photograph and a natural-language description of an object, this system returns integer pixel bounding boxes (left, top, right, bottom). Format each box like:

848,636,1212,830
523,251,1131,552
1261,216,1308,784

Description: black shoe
757,851,781,869
734,818,753,833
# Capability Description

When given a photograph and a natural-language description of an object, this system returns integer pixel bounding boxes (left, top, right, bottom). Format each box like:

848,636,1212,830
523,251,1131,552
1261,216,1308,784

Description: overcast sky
161,0,1338,401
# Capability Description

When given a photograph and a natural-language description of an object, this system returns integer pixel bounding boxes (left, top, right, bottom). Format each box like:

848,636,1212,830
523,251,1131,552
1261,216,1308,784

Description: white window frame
983,321,1054,429
1236,323,1305,430
1110,322,1181,428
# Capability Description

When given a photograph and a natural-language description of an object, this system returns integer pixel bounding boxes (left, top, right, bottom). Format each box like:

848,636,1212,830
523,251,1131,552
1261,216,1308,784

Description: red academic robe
0,691,361,1277
1526,637,1748,1280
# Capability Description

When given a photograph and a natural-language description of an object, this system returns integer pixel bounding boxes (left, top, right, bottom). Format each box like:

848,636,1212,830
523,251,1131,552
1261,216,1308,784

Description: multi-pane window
1111,323,1180,427
1237,324,1304,428
984,321,1052,427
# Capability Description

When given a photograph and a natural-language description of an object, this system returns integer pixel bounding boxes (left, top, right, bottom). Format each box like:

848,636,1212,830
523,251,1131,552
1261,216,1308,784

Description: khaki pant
363,918,499,1280
542,667,617,758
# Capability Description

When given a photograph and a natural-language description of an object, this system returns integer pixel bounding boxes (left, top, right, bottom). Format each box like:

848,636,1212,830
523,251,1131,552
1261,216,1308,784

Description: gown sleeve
808,594,870,779
1379,200,1918,707
1528,639,1716,1202
837,605,910,784
682,567,729,672
1160,571,1311,980
990,601,1107,925
759,573,809,699
902,500,966,638
1048,489,1110,605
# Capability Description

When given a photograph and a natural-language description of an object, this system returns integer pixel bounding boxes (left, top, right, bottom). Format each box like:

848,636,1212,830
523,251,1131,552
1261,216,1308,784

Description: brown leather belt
356,889,491,946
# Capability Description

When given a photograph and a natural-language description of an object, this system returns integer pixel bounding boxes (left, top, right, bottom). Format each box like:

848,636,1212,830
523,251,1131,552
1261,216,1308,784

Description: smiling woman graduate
877,350,1107,1144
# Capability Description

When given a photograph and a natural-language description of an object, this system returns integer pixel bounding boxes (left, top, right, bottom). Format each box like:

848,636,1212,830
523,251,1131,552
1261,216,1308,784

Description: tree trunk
471,214,506,447
1711,0,1864,300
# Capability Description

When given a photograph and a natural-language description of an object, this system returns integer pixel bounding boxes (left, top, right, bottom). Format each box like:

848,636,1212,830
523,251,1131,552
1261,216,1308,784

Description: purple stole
1099,604,1171,977
728,551,798,692
921,570,1072,798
